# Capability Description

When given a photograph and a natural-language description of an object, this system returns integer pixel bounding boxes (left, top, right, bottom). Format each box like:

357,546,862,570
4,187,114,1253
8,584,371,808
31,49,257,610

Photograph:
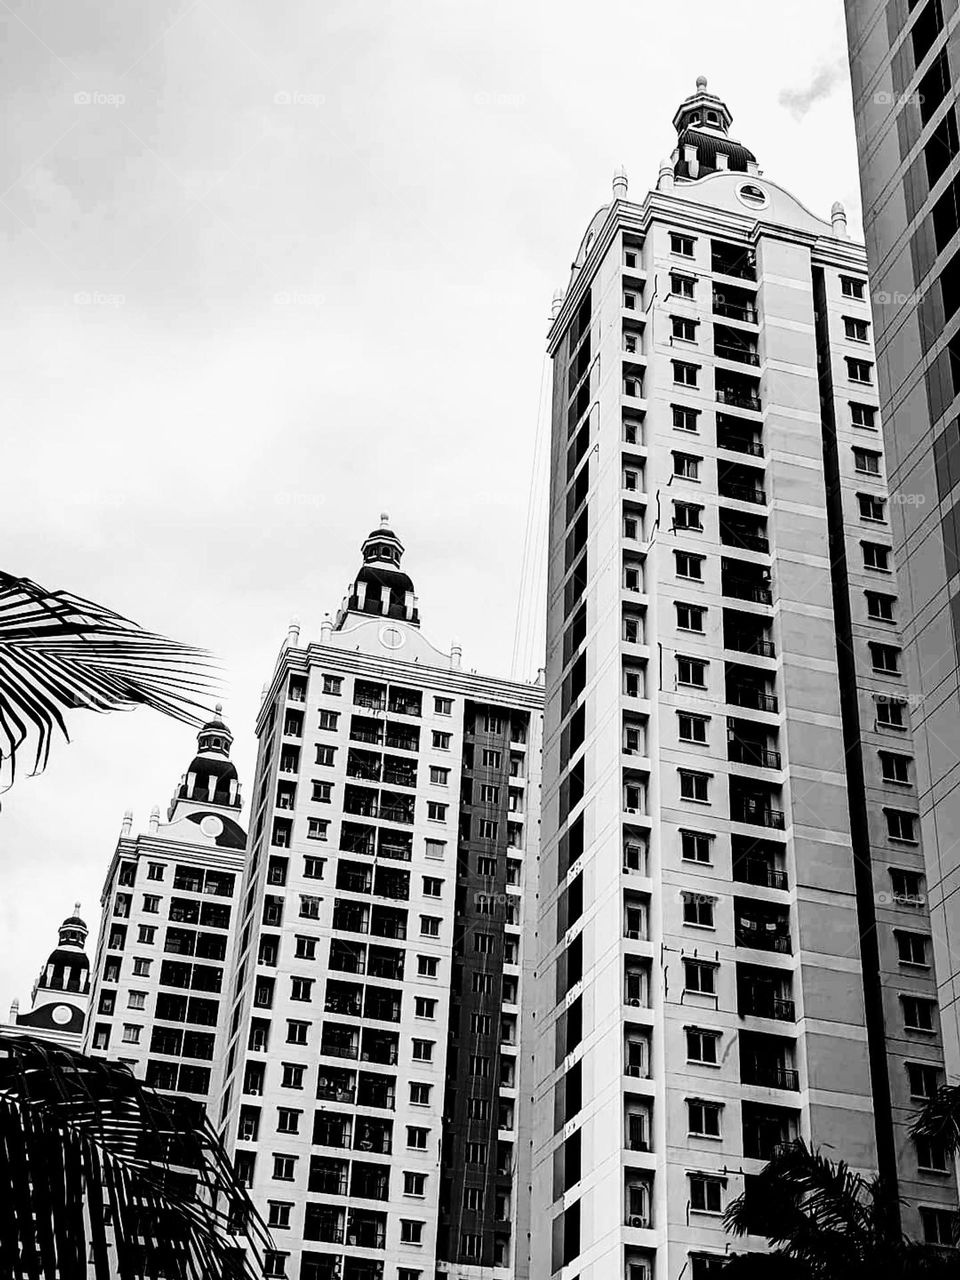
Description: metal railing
725,635,777,658
714,299,759,323
723,579,773,605
719,436,764,457
733,804,786,829
728,740,782,769
740,994,796,1021
727,686,779,713
716,344,760,366
736,927,792,953
717,388,762,411
743,1063,800,1090
720,481,767,504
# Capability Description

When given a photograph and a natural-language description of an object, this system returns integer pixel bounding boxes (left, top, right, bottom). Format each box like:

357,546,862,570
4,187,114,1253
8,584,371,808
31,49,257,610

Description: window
415,997,437,1019
467,1096,490,1118
295,936,318,960
880,752,910,784
315,745,335,766
143,895,160,914
460,1234,482,1260
477,855,498,877
427,802,448,822
683,893,715,927
478,819,499,839
479,784,500,803
432,731,451,750
466,1141,487,1163
673,360,699,387
684,959,717,995
410,1082,432,1106
676,602,706,632
841,275,866,299
854,448,881,475
132,958,151,977
672,316,698,342
303,856,325,878
121,1024,142,1044
420,916,441,937
674,503,703,534
471,1013,492,1035
858,493,886,521
679,770,709,802
686,1027,720,1064
862,543,890,571
434,696,452,715
675,551,704,580
311,781,332,803
272,1154,297,1181
851,402,877,428
681,830,713,864
318,710,339,731
470,1054,490,1077
688,1100,722,1138
322,675,342,695
424,839,445,861
306,819,329,841
907,1062,941,1100
903,996,936,1031
147,863,164,881
623,466,641,492
876,697,906,728
412,1039,434,1062
887,810,918,842
870,643,901,674
474,933,493,955
623,613,642,643
268,1202,292,1230
896,932,929,966
403,1172,427,1197
689,1174,724,1213
430,766,449,785
137,926,156,945
128,991,146,1010
920,1207,956,1245
866,591,895,621
891,868,924,904
915,1137,949,1171
277,1108,302,1135
678,713,708,743
417,955,439,977
677,656,707,687
407,1126,429,1150
671,273,696,298
624,563,642,592
482,748,502,767
672,405,700,434
299,895,321,919
673,452,700,480
291,977,314,1002
473,972,494,994
623,288,640,310
422,877,442,898
671,233,695,257
264,1252,289,1279
286,1020,309,1045
847,358,873,384
281,1064,305,1090
843,316,869,342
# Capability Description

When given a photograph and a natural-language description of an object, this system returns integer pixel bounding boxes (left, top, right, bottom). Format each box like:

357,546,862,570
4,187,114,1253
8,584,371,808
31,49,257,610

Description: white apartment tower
84,711,246,1114
533,79,959,1277
217,518,543,1280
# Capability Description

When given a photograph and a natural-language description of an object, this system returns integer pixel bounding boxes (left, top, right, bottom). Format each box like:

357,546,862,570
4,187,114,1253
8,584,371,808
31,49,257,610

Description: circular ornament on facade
736,182,769,210
380,625,405,650
51,1004,73,1025
200,815,224,839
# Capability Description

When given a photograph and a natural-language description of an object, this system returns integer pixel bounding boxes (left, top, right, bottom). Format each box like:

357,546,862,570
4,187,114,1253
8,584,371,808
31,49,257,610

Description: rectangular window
687,1100,722,1138
858,493,886,521
143,895,160,914
686,1027,720,1064
896,932,929,966
128,991,146,1010
322,675,342,695
684,959,717,995
315,745,335,766
479,818,499,839
870,643,901,673
841,275,866,299
318,710,339,731
434,696,453,715
299,895,321,918
673,452,701,480
880,752,910,784
902,996,935,1031
676,602,706,632
427,802,448,822
420,916,441,937
843,316,869,342
907,1062,941,1100
414,997,437,1019
147,863,164,881
479,784,500,803
407,1127,429,1150
623,467,641,491
887,810,918,842
678,713,708,743
306,819,329,841
422,877,442,897
673,502,703,532
683,893,715,927
677,656,707,687
672,316,698,342
303,856,325,878
920,1207,956,1245
681,830,713,864
424,839,445,860
854,448,881,475
432,732,451,750
403,1172,427,1197
679,770,710,802
430,766,449,785
675,551,704,580
689,1174,724,1212
876,697,906,728
267,1202,292,1230
294,936,318,960
862,543,890,571
671,233,695,257
137,926,156,945
671,272,696,298
121,1024,141,1044
286,1021,309,1045
847,358,873,384
474,933,494,955
672,405,700,433
290,977,314,1002
673,360,699,387
272,1154,297,1181
851,402,877,428
482,748,502,767
132,958,151,976
417,955,439,977
866,591,895,621
410,1082,432,1106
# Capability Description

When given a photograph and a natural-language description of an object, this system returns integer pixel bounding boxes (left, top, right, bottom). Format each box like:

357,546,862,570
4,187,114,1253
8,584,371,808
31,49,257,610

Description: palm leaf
0,572,219,792
0,1032,270,1279
911,1084,960,1159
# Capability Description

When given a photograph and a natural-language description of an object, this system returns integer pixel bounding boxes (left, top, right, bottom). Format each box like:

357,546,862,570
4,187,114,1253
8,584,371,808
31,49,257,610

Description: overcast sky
0,0,859,1010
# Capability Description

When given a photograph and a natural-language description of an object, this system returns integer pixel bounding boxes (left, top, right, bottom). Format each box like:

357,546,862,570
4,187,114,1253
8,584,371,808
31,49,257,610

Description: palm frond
0,1032,270,1279
0,572,219,792
911,1084,960,1158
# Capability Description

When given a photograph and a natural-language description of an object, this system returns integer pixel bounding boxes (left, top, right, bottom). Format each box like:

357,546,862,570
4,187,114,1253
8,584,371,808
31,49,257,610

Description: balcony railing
384,734,418,752
347,762,380,781
719,437,764,457
744,1135,793,1161
713,256,757,282
716,388,762,411
742,1063,800,1091
722,530,770,553
728,741,782,769
714,299,759,323
720,481,767,504
723,579,773,605
740,994,796,1022
354,693,386,711
350,727,383,745
727,686,779,713
716,344,760,366
736,859,788,890
736,926,792,954
733,804,786,830
726,635,777,658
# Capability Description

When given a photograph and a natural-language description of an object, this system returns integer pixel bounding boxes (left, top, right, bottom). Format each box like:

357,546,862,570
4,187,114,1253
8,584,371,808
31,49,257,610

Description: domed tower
167,705,242,822
671,75,759,181
12,906,91,1044
335,513,420,630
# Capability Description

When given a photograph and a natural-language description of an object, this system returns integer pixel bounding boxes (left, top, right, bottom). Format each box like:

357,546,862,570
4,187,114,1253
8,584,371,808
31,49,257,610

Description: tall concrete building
534,78,958,1277
84,711,246,1112
843,0,960,1078
2,909,91,1049
216,518,543,1280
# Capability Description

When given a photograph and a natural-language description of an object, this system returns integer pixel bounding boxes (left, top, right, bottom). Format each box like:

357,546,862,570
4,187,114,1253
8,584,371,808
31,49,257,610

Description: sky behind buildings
1,0,858,1007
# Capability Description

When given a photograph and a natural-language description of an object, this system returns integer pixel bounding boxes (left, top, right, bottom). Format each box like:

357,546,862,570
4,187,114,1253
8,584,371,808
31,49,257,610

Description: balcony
719,434,764,457
727,685,779,713
742,1062,800,1091
724,578,773,605
720,479,766,504
740,992,796,1022
736,923,791,954
717,388,762,412
734,857,788,890
732,801,786,830
354,692,386,712
714,297,758,324
722,528,770,554
725,633,776,659
728,740,782,770
712,244,757,281
716,343,760,367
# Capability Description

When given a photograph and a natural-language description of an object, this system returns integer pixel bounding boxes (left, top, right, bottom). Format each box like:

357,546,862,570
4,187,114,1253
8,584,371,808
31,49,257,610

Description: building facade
533,78,958,1278
843,0,960,1077
216,519,543,1280
3,909,91,1049
83,711,246,1113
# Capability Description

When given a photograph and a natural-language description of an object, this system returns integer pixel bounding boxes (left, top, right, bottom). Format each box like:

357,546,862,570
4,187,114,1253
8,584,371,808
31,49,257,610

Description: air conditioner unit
625,807,640,815
630,1215,648,1228
626,929,642,940
627,997,642,1007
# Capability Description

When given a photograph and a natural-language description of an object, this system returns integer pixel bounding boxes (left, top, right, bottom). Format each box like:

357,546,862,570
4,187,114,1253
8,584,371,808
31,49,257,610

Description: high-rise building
2,908,91,1048
84,710,246,1111
843,0,960,1076
216,517,542,1280
534,78,958,1277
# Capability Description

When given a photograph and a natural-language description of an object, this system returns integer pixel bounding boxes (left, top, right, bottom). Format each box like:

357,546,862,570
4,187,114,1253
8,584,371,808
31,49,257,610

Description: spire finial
696,74,708,91
214,702,223,716
380,511,390,528
73,901,80,916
